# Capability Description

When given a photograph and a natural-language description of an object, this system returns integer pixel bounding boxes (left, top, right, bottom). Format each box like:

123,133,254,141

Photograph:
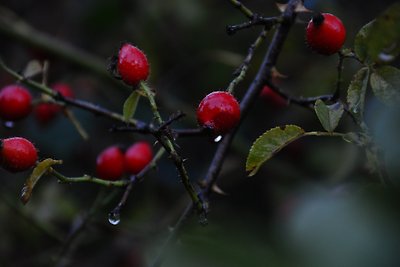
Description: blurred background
0,0,399,266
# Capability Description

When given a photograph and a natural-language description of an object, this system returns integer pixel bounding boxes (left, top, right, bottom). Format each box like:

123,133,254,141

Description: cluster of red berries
96,141,153,181
0,137,38,172
0,83,75,125
116,43,242,135
34,83,75,125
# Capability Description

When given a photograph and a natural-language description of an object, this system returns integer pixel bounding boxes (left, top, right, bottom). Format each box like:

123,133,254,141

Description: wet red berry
0,137,38,172
117,43,150,86
124,141,153,175
0,85,32,121
96,146,125,181
260,86,287,108
197,91,241,134
34,83,74,125
306,13,346,55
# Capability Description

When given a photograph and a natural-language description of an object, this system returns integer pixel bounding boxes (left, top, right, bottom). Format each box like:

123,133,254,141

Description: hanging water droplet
4,121,14,128
108,211,120,225
214,135,223,143
352,107,358,114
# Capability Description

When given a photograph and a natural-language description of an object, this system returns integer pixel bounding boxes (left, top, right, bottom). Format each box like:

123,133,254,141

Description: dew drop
108,212,120,225
4,121,14,128
214,135,223,143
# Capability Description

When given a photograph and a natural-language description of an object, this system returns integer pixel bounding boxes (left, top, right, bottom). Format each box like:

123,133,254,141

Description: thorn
212,183,228,196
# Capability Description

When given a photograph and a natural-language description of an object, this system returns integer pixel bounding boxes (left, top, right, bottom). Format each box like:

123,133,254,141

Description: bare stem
227,27,269,94
228,0,254,19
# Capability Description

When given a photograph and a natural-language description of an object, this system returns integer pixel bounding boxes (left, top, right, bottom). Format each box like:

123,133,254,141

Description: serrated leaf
314,100,344,132
23,60,42,78
370,65,400,106
347,67,370,120
354,3,400,63
21,159,62,205
123,90,141,122
246,125,305,176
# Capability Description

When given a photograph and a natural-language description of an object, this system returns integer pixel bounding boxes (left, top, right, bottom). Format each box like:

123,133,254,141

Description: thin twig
140,82,206,219
150,1,302,266
226,16,280,35
227,27,269,93
228,0,254,19
109,148,165,217
49,170,129,187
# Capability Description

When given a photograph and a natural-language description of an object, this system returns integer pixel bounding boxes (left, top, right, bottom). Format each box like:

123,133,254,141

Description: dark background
1,0,400,266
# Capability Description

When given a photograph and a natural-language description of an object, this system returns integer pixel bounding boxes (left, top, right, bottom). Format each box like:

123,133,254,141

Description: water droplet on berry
108,211,120,225
3,121,14,128
214,135,223,143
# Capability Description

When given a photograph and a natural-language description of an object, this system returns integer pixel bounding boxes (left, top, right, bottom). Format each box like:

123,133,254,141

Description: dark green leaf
354,21,374,63
355,3,400,63
21,159,62,205
314,100,344,132
370,65,400,106
246,125,304,176
347,67,370,120
123,90,141,122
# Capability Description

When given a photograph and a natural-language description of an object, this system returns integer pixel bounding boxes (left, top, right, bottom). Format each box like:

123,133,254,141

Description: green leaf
123,90,141,122
354,3,400,63
314,100,344,133
20,158,63,205
354,21,374,63
370,65,400,106
246,125,305,176
347,67,370,120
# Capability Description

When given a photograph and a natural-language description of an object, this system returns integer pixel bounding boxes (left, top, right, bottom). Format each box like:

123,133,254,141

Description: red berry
34,83,74,125
117,43,150,86
260,86,287,108
96,146,125,180
0,85,32,121
124,141,153,175
306,13,346,55
197,91,241,134
52,83,75,98
0,137,38,172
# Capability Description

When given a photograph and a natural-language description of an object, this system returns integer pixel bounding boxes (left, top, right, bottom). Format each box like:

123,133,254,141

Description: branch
227,27,269,93
140,82,206,219
0,58,150,128
228,0,254,19
49,170,129,187
109,148,165,219
150,1,303,266
0,6,118,86
226,16,280,35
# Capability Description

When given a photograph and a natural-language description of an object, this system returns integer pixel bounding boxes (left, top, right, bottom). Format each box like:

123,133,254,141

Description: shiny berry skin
306,13,346,55
96,146,125,181
260,86,287,108
34,83,74,125
0,85,32,121
197,91,241,134
124,141,153,175
117,43,150,86
0,137,38,172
